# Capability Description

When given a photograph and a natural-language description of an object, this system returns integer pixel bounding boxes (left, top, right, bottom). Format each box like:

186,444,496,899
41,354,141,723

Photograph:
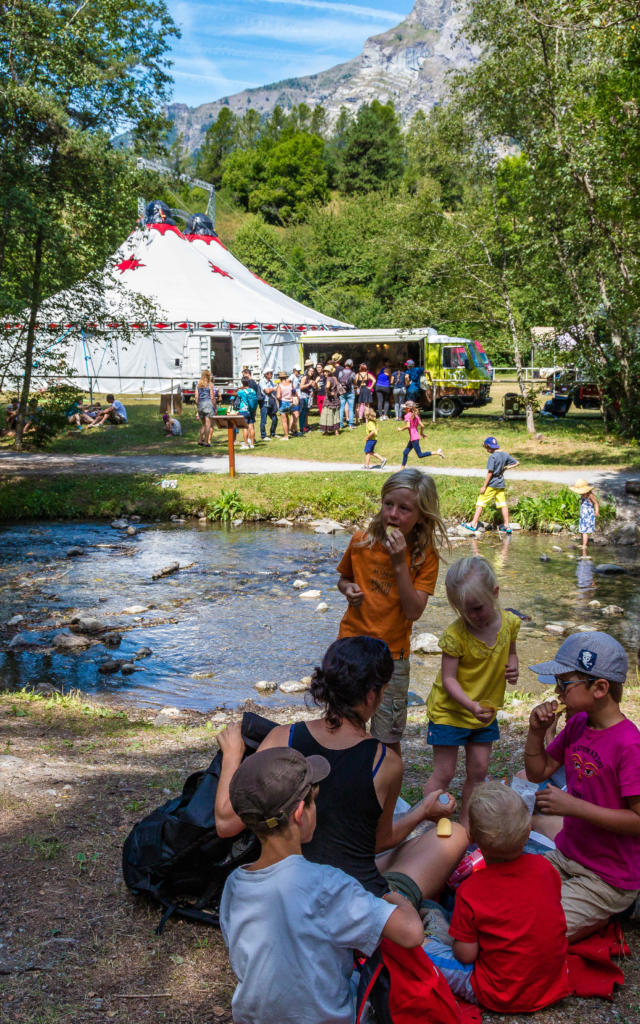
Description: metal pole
170,378,174,416
432,378,436,423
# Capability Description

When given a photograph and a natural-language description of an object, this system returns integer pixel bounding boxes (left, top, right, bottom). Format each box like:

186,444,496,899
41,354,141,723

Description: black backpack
122,711,276,933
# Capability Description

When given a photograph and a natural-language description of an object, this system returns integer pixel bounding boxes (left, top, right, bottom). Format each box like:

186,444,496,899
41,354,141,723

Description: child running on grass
569,478,600,557
362,407,388,470
398,400,444,466
463,436,518,534
423,556,520,828
337,468,447,751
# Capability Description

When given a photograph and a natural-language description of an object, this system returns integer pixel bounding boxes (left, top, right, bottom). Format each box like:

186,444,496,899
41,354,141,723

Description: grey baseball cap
229,747,329,831
529,631,628,684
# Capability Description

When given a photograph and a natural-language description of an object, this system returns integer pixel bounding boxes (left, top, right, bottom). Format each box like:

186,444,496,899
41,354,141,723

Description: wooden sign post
211,414,247,477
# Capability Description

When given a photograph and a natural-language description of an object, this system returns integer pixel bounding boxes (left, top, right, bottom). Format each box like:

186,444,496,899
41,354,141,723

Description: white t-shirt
220,854,394,1024
112,400,127,421
169,418,181,435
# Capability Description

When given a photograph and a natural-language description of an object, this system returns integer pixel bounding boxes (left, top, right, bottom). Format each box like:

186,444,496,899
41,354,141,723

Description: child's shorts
370,658,410,744
545,848,639,940
427,720,500,745
423,938,477,1003
476,486,507,509
364,439,377,454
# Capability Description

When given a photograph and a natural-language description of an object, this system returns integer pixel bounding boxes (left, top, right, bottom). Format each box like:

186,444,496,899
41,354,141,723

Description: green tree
0,0,178,448
221,149,266,210
195,107,237,186
249,134,328,224
339,101,405,194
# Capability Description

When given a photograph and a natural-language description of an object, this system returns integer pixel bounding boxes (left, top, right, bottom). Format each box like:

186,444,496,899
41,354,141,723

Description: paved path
0,451,635,498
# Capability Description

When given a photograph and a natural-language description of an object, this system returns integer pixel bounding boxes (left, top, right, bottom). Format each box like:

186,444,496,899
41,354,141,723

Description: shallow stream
0,521,638,711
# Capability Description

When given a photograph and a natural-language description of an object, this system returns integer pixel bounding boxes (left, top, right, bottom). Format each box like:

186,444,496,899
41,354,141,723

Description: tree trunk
14,226,43,451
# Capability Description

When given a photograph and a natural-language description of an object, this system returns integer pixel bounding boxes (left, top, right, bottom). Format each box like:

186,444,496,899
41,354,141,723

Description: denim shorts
279,401,292,412
364,439,377,454
427,720,500,746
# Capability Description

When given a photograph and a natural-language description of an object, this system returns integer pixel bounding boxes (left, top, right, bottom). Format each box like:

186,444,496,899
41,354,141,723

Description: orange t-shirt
337,531,438,659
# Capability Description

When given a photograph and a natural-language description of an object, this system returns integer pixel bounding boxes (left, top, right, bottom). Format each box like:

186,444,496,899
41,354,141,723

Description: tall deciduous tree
0,0,178,447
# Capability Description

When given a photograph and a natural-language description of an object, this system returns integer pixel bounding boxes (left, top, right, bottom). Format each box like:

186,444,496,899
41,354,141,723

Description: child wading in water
570,478,600,557
362,408,388,470
424,556,520,828
337,468,448,752
398,400,444,466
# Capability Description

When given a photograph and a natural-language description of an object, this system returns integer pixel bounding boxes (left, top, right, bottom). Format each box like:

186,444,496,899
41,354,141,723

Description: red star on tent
116,257,145,274
208,261,232,279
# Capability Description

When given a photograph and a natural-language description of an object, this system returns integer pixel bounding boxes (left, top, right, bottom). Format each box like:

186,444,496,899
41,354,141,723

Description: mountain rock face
170,0,479,154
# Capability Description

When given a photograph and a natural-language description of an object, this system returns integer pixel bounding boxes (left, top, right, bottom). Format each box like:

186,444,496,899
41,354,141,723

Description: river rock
411,632,440,655
231,518,244,527
588,599,602,609
120,663,136,675
624,479,640,495
551,523,563,533
103,632,123,648
311,518,346,534
7,615,24,626
191,670,215,679
610,522,640,546
274,518,293,527
254,680,278,693
316,602,329,612
8,632,38,649
153,706,187,725
545,623,567,635
509,523,522,531
292,579,307,589
111,519,129,529
594,563,627,575
98,658,124,674
122,605,148,615
601,605,624,617
53,632,91,651
126,526,137,536
33,682,58,696
152,561,180,580
129,515,142,523
552,545,563,552
540,554,551,562
66,546,85,557
70,616,108,635
299,589,322,599
279,679,309,694
133,647,152,660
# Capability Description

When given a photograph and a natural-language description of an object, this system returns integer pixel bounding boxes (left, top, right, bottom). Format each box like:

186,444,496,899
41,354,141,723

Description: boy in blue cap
526,631,640,941
463,436,519,533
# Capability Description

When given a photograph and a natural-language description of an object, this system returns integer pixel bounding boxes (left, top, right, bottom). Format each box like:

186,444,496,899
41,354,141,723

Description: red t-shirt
449,853,569,1012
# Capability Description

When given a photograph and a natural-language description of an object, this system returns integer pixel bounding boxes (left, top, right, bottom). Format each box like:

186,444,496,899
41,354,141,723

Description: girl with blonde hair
196,368,217,446
423,555,520,827
336,468,448,751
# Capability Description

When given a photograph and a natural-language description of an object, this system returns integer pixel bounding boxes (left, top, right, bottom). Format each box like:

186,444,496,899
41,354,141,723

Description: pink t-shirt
404,411,420,441
546,713,640,889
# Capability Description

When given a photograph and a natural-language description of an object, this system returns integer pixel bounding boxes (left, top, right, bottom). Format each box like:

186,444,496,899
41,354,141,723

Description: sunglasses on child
554,675,589,695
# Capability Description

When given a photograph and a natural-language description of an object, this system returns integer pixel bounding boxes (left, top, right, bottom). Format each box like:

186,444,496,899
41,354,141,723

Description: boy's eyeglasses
554,676,588,695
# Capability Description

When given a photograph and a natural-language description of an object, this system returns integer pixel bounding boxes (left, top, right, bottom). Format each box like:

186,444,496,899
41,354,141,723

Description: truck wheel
436,397,461,418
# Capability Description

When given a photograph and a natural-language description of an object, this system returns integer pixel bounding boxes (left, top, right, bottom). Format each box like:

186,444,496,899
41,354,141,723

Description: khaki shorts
476,485,507,509
546,847,638,940
370,658,410,744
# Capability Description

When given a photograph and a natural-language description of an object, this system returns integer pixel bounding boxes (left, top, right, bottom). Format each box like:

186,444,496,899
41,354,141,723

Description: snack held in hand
437,817,452,837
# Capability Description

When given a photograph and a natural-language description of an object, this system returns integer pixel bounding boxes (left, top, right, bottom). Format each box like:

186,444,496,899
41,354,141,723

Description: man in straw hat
569,479,600,557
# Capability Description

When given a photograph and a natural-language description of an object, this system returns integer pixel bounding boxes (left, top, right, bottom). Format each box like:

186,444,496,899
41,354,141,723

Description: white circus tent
10,215,351,395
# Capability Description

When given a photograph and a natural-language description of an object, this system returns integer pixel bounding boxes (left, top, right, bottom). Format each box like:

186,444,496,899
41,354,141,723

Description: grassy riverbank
0,469,582,526
3,385,639,471
1,688,639,1024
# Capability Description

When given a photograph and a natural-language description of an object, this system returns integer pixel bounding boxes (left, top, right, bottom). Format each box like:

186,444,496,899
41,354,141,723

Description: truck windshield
443,346,470,369
469,342,492,372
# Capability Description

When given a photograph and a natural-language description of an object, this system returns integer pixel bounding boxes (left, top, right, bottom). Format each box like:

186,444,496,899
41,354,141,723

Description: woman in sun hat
569,479,600,558
319,363,340,435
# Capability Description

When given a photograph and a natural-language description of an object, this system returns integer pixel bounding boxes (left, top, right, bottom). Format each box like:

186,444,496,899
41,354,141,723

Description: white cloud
223,15,389,46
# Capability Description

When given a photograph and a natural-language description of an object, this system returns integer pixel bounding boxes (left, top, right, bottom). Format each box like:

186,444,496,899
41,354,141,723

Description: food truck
298,327,492,417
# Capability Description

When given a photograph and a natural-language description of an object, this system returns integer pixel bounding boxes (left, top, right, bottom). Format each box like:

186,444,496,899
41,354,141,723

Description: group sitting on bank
214,468,638,1023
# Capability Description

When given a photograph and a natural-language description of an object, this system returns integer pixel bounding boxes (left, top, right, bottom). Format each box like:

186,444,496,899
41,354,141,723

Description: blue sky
166,0,413,108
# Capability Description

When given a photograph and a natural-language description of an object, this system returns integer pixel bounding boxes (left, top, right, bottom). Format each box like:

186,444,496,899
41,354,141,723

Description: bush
511,488,616,532
28,384,86,447
207,488,258,523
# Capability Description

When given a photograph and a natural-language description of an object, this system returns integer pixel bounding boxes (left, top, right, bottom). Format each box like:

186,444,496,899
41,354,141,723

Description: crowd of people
214,467,638,1023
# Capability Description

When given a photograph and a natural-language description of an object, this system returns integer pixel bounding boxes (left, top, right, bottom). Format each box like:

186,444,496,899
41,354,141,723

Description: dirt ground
1,690,639,1024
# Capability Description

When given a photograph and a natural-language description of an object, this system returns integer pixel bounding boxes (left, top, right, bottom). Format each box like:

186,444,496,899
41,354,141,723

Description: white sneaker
380,458,387,469
240,443,249,449
248,442,254,448
279,436,289,441
262,436,271,442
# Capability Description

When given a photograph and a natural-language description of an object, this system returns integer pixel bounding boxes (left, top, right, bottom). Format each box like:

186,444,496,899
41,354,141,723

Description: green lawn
3,382,638,471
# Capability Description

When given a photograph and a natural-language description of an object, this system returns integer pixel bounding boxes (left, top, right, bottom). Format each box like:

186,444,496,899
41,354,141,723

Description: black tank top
289,722,387,896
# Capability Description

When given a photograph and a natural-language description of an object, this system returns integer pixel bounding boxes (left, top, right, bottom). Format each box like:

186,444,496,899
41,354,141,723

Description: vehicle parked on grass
298,327,492,418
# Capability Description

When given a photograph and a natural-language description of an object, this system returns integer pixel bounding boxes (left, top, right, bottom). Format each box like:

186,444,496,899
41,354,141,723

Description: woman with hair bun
215,636,467,906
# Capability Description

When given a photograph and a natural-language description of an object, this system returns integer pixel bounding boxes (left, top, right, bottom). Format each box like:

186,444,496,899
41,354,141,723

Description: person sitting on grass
462,436,518,534
220,746,424,1024
423,782,569,1013
4,397,19,434
66,398,94,430
527,631,640,941
162,413,181,436
89,394,127,426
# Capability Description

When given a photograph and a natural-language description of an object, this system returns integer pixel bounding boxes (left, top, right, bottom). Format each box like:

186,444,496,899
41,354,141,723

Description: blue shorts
279,401,292,412
364,439,377,454
427,720,500,746
423,938,477,1003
